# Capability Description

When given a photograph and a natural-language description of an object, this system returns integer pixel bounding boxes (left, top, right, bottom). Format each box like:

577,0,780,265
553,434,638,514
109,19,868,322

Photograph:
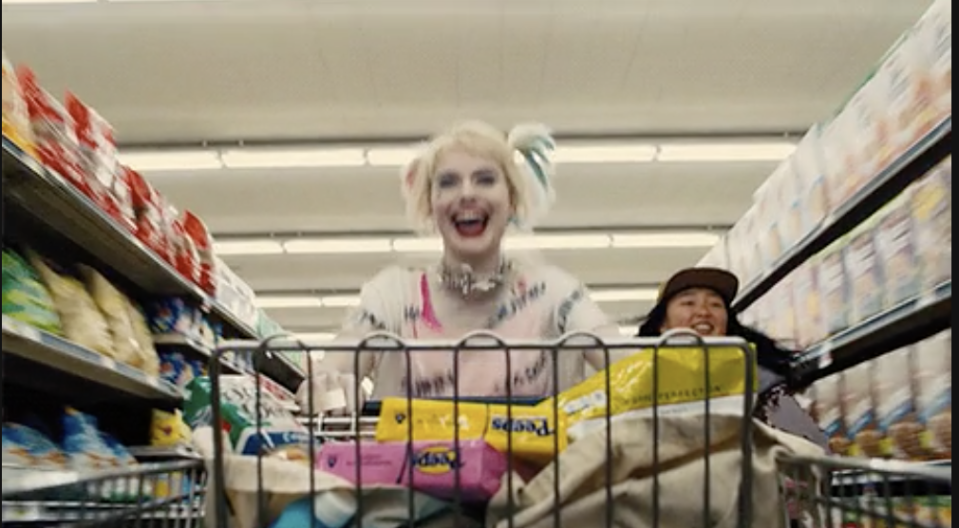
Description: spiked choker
437,258,513,297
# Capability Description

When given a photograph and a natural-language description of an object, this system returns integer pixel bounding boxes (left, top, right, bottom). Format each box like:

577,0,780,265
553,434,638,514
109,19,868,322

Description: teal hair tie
520,150,550,193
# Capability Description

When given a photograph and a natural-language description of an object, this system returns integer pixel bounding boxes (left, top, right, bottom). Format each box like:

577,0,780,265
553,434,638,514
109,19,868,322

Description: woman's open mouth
452,212,489,238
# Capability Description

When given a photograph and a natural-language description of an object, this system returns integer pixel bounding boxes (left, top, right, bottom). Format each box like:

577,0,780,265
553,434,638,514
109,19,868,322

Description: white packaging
912,0,952,124
791,125,830,233
818,239,850,335
844,76,885,197
843,220,885,325
818,110,858,213
872,32,934,166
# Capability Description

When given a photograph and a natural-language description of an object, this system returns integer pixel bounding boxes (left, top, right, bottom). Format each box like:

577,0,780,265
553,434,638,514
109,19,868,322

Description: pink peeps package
317,440,507,502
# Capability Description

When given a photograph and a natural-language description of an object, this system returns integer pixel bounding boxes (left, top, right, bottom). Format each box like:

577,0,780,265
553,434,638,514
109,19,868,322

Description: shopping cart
1,460,207,527
204,331,952,528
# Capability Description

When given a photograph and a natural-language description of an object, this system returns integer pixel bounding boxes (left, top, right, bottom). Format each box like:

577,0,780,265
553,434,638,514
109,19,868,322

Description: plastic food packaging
16,66,87,195
2,422,69,469
26,251,116,358
1,249,62,335
181,210,217,294
541,345,757,441
375,398,566,462
65,93,115,215
183,375,310,456
78,265,142,368
150,409,192,447
126,167,171,262
125,298,159,376
318,440,507,502
915,330,952,460
2,50,35,154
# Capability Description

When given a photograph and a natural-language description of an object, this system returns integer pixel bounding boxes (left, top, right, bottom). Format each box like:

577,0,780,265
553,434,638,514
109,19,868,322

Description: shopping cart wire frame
207,330,759,528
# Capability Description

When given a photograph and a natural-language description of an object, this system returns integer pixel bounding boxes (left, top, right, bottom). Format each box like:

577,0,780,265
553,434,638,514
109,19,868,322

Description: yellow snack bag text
485,404,567,460
540,345,758,439
375,398,488,443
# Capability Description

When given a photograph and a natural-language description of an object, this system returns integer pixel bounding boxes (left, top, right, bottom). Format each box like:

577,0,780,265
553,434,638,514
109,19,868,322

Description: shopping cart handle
361,396,546,415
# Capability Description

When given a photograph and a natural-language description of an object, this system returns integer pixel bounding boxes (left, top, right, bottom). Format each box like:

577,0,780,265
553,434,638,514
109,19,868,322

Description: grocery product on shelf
1,248,62,336
2,422,69,469
26,249,117,359
914,330,952,460
1,51,33,155
183,375,309,456
910,157,952,290
843,362,883,458
844,218,885,325
810,374,851,456
873,195,922,307
873,346,924,460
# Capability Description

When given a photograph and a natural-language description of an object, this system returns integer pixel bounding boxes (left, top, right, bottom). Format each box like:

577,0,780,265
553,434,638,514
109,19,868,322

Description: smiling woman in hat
638,267,828,450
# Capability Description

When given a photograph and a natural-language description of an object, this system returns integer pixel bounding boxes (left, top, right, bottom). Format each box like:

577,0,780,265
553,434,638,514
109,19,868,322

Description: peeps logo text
490,416,553,437
411,446,463,475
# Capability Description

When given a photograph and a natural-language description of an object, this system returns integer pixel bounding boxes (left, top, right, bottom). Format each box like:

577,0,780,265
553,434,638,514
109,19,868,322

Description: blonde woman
301,121,623,406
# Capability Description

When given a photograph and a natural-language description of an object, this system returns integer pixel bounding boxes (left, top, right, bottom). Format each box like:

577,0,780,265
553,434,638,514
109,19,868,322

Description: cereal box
844,221,885,325
910,158,952,290
791,125,830,234
791,259,825,349
915,330,952,460
813,375,851,456
912,0,952,126
844,362,884,458
874,194,921,308
818,240,851,335
874,347,925,460
818,109,859,213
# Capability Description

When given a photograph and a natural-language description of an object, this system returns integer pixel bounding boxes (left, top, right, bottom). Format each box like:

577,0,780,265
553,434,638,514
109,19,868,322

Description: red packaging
15,66,87,194
126,166,168,259
181,211,217,294
171,215,200,284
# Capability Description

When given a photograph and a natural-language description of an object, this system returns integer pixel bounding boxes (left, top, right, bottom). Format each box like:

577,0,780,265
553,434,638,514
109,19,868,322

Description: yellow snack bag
541,345,758,440
485,404,567,460
375,398,567,461
375,398,488,443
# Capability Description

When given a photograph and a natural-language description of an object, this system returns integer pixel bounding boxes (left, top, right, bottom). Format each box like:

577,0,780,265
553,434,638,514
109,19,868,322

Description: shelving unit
2,136,304,392
733,118,953,312
796,280,952,385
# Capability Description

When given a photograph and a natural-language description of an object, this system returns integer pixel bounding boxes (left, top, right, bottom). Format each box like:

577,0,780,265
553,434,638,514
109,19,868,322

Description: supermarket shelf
831,460,952,489
1,136,304,390
1,316,183,403
795,280,952,385
1,460,202,497
152,333,247,375
128,445,202,461
734,118,953,311
3,500,203,524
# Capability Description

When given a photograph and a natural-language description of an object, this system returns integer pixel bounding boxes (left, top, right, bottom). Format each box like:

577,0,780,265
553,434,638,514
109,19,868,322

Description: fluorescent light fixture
214,240,285,256
590,288,659,303
366,147,419,167
2,0,96,3
118,149,223,172
391,237,444,253
214,231,721,257
221,148,366,169
553,144,658,164
504,234,611,251
258,288,657,309
657,142,796,162
255,296,323,309
320,295,362,308
611,232,721,249
295,332,337,341
284,238,393,255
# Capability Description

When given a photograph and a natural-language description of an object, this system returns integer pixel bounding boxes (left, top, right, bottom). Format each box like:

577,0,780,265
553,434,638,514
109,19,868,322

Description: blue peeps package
62,407,123,471
148,297,202,339
2,423,69,469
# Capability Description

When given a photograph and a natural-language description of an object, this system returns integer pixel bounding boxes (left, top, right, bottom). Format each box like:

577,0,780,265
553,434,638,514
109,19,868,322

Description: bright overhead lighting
504,234,611,251
284,238,392,255
214,240,285,256
366,147,420,167
657,142,796,162
611,232,721,248
295,332,337,342
255,296,323,309
553,145,658,164
118,149,223,172
118,138,794,172
215,231,721,257
391,237,444,253
221,148,366,169
258,288,657,309
2,0,96,3
589,288,659,303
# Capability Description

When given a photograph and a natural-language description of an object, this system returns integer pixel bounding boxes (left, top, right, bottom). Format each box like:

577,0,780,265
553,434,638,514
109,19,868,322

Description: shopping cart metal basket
1,459,207,527
204,330,952,528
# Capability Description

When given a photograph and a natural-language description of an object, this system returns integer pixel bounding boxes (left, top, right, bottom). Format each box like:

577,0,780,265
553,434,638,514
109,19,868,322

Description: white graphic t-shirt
323,263,619,400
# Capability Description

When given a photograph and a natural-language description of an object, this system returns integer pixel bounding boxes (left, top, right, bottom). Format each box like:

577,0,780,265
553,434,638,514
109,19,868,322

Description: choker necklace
437,259,513,297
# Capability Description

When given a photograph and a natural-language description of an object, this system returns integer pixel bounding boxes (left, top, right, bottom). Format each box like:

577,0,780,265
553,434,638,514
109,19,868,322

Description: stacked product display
698,1,953,525
1,48,304,524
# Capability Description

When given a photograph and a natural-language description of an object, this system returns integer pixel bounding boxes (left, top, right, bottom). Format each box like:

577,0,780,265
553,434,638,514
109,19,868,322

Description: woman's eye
436,174,459,188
